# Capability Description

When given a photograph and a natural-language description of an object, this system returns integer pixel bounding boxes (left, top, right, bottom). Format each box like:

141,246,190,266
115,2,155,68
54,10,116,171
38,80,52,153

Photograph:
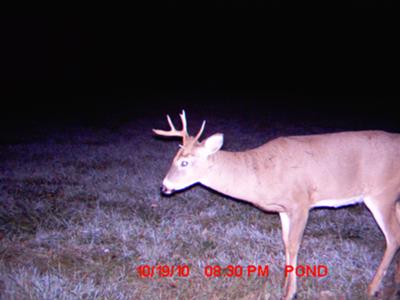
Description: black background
1,15,398,133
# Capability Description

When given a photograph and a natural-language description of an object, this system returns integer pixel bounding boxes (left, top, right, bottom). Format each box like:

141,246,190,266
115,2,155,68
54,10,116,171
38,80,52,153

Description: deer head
153,110,223,194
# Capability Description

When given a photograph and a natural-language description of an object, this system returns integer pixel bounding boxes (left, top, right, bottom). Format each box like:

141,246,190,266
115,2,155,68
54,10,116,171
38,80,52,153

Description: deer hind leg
279,209,309,300
364,195,400,297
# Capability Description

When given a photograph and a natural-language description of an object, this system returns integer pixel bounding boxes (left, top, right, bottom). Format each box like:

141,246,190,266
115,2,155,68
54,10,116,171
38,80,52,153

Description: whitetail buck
153,110,400,299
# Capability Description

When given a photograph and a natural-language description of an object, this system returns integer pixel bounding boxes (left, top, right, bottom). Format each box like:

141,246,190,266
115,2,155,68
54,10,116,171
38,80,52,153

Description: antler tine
166,115,176,131
179,110,188,136
194,120,206,142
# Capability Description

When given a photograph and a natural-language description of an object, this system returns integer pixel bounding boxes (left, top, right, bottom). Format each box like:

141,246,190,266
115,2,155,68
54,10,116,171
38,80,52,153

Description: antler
153,110,189,143
195,119,206,142
153,110,206,145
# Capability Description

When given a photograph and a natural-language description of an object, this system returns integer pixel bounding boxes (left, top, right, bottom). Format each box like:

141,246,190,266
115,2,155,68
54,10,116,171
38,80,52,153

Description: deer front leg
279,209,309,300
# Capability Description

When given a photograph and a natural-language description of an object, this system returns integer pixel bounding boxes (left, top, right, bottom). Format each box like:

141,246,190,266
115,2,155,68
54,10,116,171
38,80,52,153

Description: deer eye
180,160,189,167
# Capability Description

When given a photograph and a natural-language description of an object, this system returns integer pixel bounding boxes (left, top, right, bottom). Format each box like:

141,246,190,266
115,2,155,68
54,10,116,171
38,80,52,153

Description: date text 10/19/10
136,264,328,279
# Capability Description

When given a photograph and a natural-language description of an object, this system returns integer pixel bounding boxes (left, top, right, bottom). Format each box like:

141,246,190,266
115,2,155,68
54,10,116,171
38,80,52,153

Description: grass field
0,102,399,299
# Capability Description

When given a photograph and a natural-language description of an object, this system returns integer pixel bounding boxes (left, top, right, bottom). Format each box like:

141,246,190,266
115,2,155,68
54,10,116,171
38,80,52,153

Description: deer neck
200,148,277,203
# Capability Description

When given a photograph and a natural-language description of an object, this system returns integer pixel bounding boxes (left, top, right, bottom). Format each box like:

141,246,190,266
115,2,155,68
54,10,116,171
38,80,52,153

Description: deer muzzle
161,184,174,195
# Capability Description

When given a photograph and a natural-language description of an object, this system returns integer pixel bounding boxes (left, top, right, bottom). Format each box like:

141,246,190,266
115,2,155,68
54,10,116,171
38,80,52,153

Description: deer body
201,131,400,211
153,111,400,299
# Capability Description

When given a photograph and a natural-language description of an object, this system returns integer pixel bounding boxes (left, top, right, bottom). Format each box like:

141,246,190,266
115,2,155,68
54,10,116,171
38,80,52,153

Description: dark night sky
1,16,398,132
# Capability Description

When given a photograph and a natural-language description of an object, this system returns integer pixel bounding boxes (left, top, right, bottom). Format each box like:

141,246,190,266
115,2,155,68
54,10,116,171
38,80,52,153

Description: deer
153,110,400,299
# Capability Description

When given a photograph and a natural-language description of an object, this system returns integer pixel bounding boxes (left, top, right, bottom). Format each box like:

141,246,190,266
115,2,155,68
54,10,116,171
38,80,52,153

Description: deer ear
202,133,224,155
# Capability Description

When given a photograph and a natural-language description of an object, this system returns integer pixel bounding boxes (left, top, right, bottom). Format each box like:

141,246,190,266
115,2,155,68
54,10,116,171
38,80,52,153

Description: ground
0,99,398,299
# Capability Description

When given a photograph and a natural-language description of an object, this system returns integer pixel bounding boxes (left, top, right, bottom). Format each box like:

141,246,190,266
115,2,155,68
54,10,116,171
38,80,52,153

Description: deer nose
161,184,174,195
